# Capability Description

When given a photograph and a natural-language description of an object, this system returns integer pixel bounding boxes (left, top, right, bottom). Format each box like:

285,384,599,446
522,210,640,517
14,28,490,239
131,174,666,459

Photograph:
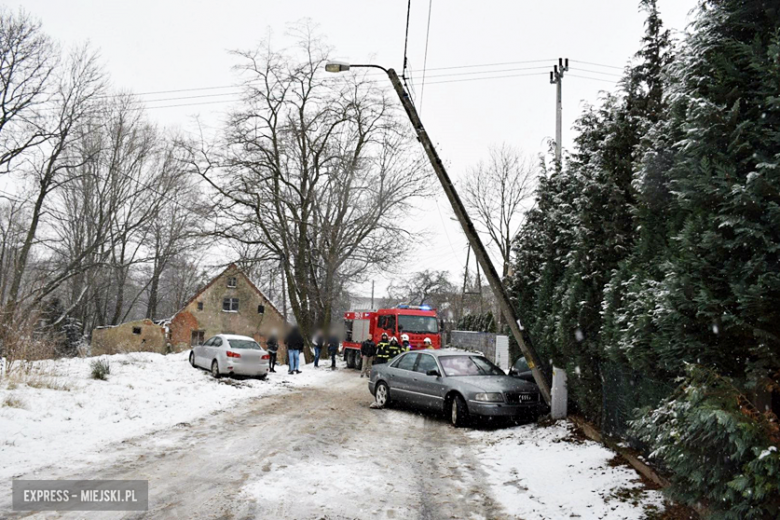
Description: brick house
169,264,286,351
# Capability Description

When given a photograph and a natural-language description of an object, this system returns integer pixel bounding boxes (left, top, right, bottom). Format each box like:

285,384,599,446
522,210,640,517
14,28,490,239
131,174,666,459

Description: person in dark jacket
387,336,403,360
327,332,340,370
285,326,304,375
360,338,376,378
266,331,279,372
313,330,325,368
375,334,391,364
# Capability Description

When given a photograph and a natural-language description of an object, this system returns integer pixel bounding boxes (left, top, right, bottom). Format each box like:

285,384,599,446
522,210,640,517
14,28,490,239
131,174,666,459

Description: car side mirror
508,367,519,376
426,369,441,377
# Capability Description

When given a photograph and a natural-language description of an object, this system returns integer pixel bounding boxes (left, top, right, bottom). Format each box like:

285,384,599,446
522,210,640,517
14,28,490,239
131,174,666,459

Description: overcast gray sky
6,0,698,299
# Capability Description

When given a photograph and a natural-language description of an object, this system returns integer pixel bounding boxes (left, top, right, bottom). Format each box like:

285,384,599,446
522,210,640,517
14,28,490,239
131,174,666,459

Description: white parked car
189,334,270,379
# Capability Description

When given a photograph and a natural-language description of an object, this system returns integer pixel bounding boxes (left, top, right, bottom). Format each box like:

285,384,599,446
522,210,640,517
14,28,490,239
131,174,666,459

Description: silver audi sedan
189,334,270,379
368,349,542,426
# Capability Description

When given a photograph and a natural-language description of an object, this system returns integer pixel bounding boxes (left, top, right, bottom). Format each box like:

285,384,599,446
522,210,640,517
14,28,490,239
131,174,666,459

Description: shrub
630,365,780,519
2,395,24,408
90,359,110,380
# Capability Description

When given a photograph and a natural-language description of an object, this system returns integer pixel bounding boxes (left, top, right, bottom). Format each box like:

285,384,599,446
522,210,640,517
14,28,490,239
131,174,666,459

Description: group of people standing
263,326,339,375
263,327,433,376
358,333,433,377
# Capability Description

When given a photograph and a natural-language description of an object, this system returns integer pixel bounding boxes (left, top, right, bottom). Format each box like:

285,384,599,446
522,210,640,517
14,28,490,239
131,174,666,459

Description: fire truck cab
342,305,442,369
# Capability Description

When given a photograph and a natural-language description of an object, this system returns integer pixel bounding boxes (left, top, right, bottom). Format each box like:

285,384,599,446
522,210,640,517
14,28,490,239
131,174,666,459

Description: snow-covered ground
0,351,331,481
2,351,665,519
468,424,665,519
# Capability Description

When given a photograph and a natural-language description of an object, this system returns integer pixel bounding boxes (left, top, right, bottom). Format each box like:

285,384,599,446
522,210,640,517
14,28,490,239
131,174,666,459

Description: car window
415,354,438,374
203,337,215,347
213,337,223,347
514,357,530,372
439,355,505,376
395,353,418,371
228,339,261,350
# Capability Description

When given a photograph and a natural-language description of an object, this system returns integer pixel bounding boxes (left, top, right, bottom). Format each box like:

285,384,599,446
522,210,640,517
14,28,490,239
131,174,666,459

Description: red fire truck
342,305,442,369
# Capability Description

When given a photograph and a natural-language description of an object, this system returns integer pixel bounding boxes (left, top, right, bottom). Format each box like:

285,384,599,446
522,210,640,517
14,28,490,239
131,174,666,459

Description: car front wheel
450,394,469,427
189,351,196,367
211,360,220,378
374,381,391,408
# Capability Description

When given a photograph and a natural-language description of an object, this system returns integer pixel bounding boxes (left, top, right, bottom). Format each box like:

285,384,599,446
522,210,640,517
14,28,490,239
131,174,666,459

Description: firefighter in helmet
400,334,411,351
423,337,433,349
387,336,403,360
375,333,391,364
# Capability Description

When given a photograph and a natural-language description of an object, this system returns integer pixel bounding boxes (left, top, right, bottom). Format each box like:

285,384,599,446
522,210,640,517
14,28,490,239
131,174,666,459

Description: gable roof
175,263,286,321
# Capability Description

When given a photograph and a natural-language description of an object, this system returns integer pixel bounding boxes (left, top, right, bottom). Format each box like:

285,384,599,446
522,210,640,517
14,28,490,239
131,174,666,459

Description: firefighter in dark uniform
375,333,391,364
387,336,403,360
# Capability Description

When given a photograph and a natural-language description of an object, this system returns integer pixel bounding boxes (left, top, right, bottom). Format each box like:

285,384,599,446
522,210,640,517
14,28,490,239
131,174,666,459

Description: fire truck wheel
345,350,354,368
355,352,363,370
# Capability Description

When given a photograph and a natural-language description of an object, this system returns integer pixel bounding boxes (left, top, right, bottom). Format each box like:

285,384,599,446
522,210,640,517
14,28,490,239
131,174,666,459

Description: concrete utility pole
549,57,569,165
326,61,553,405
370,281,375,309
386,68,551,404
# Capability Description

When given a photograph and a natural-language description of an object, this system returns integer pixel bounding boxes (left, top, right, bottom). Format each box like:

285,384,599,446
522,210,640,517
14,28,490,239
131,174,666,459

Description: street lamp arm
349,64,390,74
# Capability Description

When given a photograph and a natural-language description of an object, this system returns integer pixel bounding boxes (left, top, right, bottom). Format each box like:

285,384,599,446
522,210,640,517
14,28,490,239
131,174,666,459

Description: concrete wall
169,266,286,351
92,319,167,355
449,330,497,359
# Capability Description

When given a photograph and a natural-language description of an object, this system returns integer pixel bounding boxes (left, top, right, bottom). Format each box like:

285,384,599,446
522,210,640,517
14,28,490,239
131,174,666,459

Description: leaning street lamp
325,61,553,405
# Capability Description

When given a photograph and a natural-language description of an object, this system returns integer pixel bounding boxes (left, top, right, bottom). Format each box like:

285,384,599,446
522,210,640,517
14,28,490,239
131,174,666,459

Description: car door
209,336,224,368
412,353,448,411
386,353,419,405
195,337,212,368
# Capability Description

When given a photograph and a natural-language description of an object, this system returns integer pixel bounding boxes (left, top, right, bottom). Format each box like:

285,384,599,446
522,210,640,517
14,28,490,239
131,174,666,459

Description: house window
258,304,265,314
227,276,237,288
197,301,203,311
132,327,142,335
223,298,239,312
191,330,205,346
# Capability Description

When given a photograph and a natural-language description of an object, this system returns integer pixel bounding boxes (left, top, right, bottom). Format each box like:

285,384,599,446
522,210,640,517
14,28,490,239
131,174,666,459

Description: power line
425,71,548,85
419,0,434,113
402,0,412,92
568,73,620,84
82,58,608,102
574,67,624,78
570,59,624,70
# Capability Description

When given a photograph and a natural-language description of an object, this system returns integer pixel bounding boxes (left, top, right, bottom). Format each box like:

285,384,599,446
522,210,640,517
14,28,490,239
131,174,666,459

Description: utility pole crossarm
385,68,552,405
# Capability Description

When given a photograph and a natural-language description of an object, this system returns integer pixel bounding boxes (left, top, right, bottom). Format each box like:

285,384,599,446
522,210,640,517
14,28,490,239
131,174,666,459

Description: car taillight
261,354,270,360
226,351,241,358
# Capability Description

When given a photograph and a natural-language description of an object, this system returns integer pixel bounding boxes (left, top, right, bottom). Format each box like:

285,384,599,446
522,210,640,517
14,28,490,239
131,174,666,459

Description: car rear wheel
374,381,391,408
211,360,220,378
189,352,195,367
450,394,469,427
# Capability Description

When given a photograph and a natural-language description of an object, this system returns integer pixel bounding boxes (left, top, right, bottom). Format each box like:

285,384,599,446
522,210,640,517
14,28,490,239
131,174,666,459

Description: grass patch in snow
3,395,24,408
90,359,111,380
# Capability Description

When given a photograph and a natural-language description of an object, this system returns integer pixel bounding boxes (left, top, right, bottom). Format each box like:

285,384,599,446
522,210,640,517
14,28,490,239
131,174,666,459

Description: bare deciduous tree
462,144,536,278
186,27,430,352
4,44,104,321
0,9,56,173
388,269,454,309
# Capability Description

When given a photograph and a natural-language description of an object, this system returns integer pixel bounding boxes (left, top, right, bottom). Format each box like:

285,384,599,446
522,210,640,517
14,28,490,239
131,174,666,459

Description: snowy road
3,368,506,519
1,356,662,519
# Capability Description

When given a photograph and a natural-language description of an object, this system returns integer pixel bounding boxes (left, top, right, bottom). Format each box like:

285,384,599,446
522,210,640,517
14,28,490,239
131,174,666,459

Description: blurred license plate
505,392,536,404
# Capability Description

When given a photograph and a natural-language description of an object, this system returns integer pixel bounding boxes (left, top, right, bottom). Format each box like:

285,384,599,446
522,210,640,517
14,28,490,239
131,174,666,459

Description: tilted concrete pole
385,68,552,405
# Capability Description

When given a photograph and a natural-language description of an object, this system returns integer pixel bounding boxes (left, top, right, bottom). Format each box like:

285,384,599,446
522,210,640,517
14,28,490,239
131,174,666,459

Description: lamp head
325,62,350,73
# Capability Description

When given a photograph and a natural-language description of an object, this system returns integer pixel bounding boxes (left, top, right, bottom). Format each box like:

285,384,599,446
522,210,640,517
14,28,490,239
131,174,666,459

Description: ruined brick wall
91,319,166,355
